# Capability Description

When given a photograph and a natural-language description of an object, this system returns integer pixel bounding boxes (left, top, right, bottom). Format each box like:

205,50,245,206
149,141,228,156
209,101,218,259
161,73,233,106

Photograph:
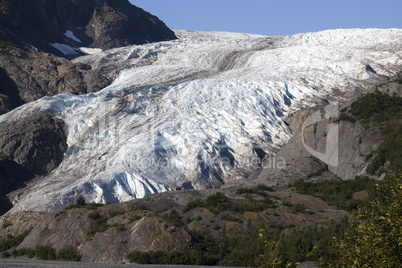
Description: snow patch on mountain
64,30,82,43
79,47,102,55
50,43,81,56
2,28,402,212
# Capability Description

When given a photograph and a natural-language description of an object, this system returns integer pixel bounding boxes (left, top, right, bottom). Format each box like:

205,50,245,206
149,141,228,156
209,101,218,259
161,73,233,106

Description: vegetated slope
0,184,350,264
249,73,402,187
1,29,402,212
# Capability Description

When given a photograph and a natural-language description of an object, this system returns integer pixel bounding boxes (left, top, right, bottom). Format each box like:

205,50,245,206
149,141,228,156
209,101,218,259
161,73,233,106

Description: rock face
0,186,349,263
250,107,384,185
0,112,68,175
0,0,177,114
249,78,402,186
0,0,177,56
0,113,68,215
0,205,193,263
0,53,111,115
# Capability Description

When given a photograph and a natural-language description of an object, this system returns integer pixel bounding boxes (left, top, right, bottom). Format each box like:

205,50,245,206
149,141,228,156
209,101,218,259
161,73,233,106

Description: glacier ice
1,28,402,212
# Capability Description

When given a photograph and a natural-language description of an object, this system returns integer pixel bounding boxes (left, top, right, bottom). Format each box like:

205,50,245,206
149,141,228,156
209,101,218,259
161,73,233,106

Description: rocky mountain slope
1,28,401,212
0,0,177,115
0,184,349,263
0,0,178,214
249,73,402,188
0,0,176,56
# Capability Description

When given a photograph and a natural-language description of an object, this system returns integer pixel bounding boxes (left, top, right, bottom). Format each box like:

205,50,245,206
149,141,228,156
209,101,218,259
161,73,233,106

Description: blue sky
129,0,402,36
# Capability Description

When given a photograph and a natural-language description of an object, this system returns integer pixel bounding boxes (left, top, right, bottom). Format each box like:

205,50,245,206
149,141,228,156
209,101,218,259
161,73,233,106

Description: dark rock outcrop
0,0,177,114
0,113,68,175
0,159,31,215
0,113,67,215
0,67,23,115
0,52,111,115
0,0,177,57
0,158,32,196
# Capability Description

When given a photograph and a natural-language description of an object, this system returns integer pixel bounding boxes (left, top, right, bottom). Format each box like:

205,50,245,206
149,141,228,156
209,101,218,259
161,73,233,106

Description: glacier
1,28,401,212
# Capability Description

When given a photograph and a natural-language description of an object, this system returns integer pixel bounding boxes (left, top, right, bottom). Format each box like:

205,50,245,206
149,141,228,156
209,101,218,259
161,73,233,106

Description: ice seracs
2,28,401,212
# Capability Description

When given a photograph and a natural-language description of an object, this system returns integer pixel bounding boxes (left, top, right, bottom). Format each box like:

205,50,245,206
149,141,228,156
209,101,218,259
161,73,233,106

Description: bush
1,251,10,258
336,112,356,123
220,214,243,223
293,176,378,211
128,223,262,266
0,228,32,252
132,204,150,211
35,245,56,260
66,196,87,209
34,245,80,262
183,191,277,215
366,124,402,174
57,246,81,261
163,210,183,227
349,90,402,123
2,222,12,229
291,204,307,214
182,199,203,213
129,215,143,223
87,212,109,236
334,172,402,267
11,248,35,258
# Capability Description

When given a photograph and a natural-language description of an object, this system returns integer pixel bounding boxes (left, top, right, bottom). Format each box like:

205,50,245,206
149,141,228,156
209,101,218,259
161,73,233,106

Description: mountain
0,184,350,263
1,28,401,213
0,0,177,57
0,0,179,213
0,79,400,264
249,73,402,187
0,0,177,116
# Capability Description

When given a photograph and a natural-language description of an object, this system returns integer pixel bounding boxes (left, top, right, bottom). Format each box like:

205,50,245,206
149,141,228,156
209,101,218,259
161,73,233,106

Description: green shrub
87,203,104,210
213,224,221,230
333,173,401,267
293,176,378,211
206,192,229,208
87,212,109,236
129,215,143,223
1,251,10,258
0,228,32,252
66,196,87,209
35,245,56,260
128,224,262,266
2,222,12,229
163,210,183,227
182,199,203,213
183,191,277,215
291,204,307,214
57,246,81,261
11,248,35,258
336,112,356,123
109,210,126,218
306,166,328,179
220,214,243,223
349,90,402,123
366,124,402,174
132,204,149,211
